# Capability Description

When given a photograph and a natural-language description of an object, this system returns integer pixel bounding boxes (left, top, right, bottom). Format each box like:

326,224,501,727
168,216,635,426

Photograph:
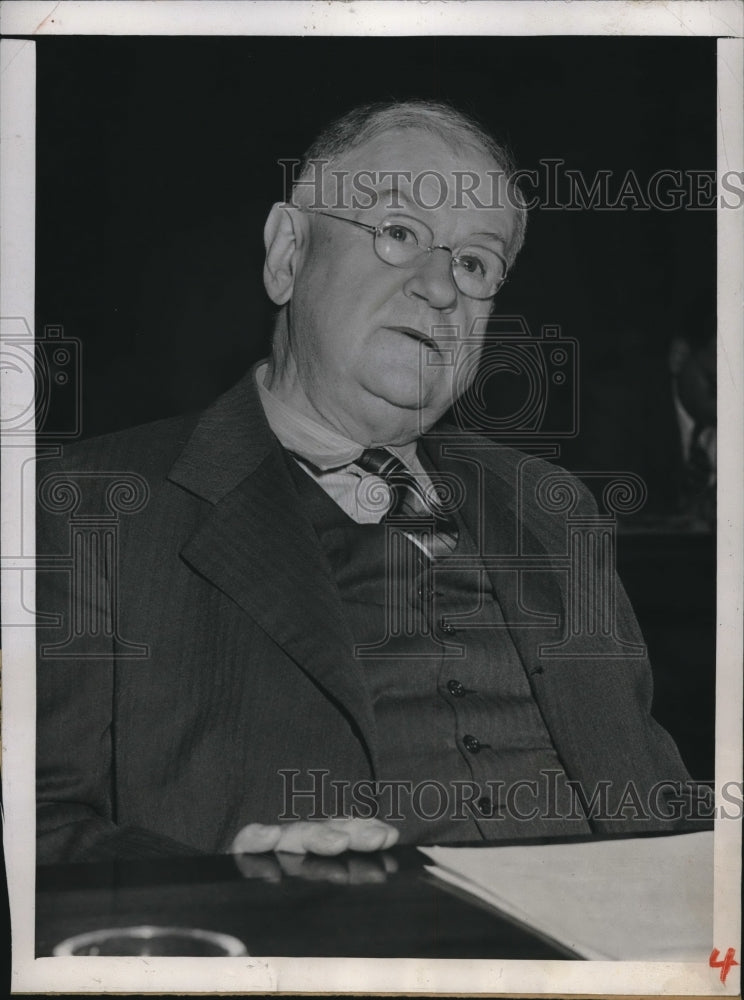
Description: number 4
709,948,739,985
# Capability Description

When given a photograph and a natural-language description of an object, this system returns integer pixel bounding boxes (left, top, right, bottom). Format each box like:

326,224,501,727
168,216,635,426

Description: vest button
463,734,481,754
476,796,494,816
447,679,466,698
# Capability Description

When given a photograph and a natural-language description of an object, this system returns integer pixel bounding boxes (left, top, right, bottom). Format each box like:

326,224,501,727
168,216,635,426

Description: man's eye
384,224,418,244
459,254,486,276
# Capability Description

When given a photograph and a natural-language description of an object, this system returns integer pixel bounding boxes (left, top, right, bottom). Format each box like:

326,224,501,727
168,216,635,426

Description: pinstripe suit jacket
36,371,698,863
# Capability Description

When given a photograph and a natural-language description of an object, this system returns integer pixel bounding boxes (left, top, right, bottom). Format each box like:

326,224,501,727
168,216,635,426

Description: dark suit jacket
36,371,698,863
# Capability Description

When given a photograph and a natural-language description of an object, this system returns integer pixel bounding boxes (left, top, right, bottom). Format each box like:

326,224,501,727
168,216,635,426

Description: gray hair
293,99,527,264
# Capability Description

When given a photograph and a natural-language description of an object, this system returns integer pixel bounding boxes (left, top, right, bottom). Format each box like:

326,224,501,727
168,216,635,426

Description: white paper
421,830,714,961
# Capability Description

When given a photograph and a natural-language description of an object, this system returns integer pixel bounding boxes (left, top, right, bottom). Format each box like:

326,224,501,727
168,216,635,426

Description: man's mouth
385,326,438,351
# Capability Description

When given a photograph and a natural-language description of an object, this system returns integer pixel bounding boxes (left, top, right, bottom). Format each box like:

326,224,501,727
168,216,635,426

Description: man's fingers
230,818,400,856
229,822,282,854
230,820,350,856
275,821,350,855
279,818,400,854
326,817,400,852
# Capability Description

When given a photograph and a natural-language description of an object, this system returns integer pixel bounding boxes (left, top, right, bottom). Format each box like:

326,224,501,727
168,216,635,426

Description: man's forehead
317,127,512,220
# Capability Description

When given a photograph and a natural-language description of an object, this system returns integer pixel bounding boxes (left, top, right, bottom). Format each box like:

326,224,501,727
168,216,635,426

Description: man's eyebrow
366,184,510,246
373,183,413,209
469,230,509,248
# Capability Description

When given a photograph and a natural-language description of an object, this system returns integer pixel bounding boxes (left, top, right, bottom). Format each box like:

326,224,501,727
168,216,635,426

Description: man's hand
229,817,399,856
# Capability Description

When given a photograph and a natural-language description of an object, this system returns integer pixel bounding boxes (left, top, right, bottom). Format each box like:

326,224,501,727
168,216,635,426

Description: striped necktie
355,447,459,560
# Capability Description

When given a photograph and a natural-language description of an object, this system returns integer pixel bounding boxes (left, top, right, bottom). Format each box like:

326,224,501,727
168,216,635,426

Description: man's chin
355,376,451,438
361,376,433,414
361,361,451,406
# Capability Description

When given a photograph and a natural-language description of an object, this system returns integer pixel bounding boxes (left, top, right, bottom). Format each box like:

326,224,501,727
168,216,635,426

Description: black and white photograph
0,1,741,996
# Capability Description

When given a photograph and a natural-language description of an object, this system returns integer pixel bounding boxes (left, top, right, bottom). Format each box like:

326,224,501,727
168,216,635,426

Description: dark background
36,37,716,483
34,36,716,777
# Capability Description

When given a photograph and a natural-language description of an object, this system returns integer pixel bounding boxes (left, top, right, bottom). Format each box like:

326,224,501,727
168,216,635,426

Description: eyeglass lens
374,216,506,298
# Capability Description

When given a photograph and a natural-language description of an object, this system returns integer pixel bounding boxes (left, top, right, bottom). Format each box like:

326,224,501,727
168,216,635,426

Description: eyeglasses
297,208,508,300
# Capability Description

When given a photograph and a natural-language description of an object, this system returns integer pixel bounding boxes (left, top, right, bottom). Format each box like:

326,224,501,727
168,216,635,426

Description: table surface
36,846,580,960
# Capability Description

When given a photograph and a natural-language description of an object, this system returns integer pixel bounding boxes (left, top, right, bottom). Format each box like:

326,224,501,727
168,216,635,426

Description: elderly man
36,101,699,863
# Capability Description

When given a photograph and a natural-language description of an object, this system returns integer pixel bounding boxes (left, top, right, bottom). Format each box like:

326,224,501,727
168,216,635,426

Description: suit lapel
167,371,379,769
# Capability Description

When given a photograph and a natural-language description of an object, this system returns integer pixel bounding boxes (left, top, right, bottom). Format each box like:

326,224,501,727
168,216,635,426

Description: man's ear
263,203,304,305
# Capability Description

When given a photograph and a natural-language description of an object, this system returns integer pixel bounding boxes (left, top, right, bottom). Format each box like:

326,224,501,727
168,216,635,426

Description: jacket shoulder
40,412,200,478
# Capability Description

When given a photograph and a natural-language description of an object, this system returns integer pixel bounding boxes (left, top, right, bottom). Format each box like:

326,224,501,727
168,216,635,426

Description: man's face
275,128,518,445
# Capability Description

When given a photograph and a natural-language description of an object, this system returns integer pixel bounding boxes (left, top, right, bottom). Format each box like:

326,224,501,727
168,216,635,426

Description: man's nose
403,247,458,311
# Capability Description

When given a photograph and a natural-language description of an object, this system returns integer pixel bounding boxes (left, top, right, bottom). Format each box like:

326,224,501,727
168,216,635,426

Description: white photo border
1,2,741,995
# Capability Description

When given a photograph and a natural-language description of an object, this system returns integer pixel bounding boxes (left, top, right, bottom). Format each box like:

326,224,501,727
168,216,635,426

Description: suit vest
287,456,590,843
